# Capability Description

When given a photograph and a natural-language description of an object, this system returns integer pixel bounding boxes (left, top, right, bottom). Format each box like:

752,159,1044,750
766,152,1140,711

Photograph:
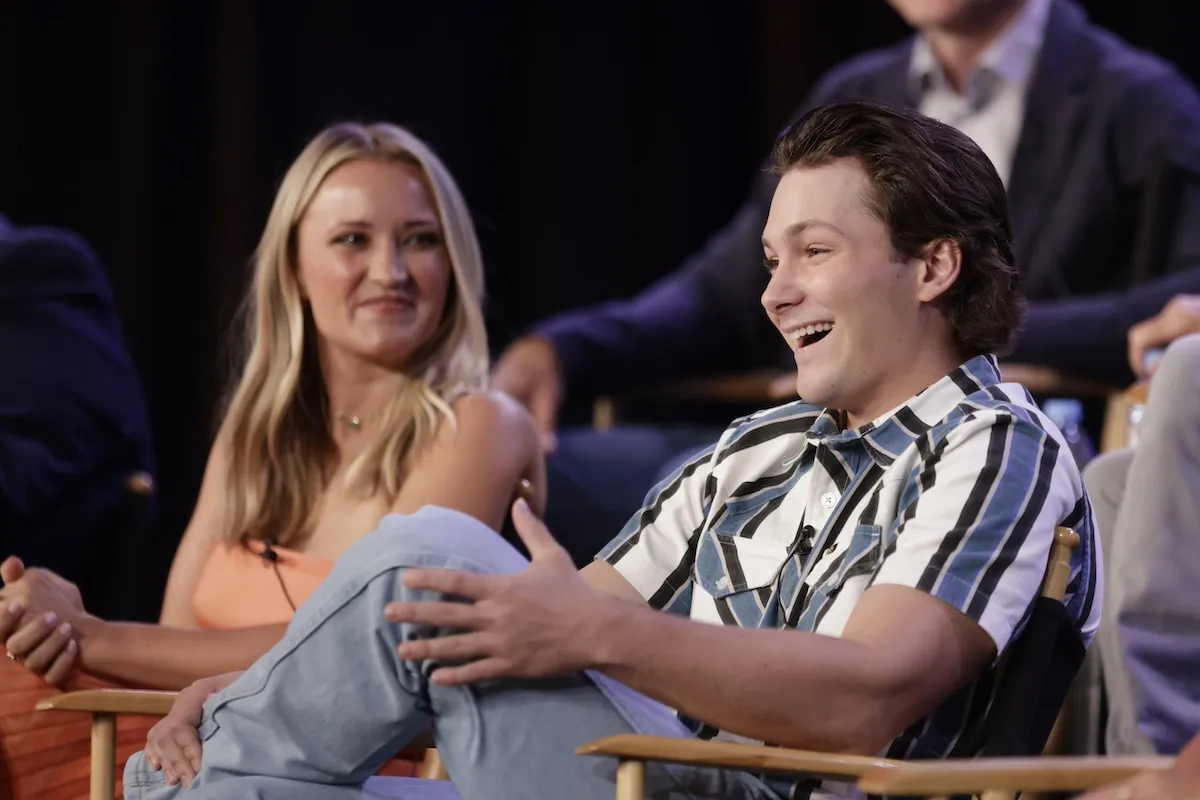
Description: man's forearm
77,617,287,690
589,599,888,753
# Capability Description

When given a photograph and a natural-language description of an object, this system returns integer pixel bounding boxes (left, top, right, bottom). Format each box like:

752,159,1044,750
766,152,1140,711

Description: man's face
885,0,1016,33
761,160,930,423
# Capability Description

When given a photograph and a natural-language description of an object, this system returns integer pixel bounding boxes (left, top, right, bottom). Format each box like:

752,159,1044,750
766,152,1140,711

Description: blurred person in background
0,212,155,622
492,0,1200,569
1084,294,1200,757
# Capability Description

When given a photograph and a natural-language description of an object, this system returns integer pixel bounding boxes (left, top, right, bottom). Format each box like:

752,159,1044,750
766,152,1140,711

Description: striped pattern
598,355,1101,799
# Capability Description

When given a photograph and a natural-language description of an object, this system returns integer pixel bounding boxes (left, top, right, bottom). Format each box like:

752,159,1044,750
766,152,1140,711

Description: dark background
1,0,1197,614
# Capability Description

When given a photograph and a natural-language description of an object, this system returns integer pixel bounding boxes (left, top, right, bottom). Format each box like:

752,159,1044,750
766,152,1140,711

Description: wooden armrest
857,755,1174,794
126,471,156,495
36,689,178,716
577,735,898,781
593,364,1118,431
620,372,792,405
1124,382,1149,405
997,363,1116,398
612,363,1114,405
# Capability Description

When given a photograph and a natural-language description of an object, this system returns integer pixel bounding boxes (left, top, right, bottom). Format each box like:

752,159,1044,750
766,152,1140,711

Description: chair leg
419,748,449,781
980,790,1017,800
615,760,645,800
91,712,116,800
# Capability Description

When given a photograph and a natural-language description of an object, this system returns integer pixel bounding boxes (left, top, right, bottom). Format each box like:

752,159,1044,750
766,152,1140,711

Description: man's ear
915,238,961,303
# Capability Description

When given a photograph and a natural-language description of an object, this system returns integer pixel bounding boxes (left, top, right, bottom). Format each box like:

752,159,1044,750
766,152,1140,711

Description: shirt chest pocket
788,524,885,633
808,524,884,597
694,530,791,599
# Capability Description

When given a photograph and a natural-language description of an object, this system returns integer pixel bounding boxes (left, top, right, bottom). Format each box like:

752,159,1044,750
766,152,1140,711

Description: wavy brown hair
772,102,1026,358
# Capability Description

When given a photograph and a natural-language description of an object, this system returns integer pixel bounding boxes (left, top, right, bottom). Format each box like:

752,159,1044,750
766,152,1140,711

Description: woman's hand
0,556,90,631
1,604,78,685
144,676,221,787
0,557,80,686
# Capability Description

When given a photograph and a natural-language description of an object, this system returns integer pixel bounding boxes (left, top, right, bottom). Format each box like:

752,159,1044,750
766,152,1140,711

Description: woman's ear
915,238,962,303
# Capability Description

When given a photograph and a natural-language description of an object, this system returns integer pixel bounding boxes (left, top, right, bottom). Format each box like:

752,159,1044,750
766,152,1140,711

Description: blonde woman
0,122,542,798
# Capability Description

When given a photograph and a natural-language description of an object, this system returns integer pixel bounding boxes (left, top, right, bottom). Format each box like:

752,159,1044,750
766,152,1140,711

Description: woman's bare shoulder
445,390,538,448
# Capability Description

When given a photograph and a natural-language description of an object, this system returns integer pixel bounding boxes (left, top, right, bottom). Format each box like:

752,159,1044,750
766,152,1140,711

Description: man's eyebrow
762,220,843,247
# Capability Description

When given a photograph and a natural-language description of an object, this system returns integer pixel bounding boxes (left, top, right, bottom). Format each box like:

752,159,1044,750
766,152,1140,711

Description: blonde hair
219,122,488,546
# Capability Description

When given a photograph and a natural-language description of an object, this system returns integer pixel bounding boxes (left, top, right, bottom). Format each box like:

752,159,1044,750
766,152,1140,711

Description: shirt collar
908,0,1051,106
805,354,1003,467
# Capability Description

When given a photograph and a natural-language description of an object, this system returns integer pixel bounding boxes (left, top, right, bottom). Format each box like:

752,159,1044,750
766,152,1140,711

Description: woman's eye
807,247,829,258
763,257,778,275
334,232,368,247
405,231,442,249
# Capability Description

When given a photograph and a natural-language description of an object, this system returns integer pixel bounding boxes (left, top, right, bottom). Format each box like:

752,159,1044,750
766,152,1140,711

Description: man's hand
0,557,79,686
1128,294,1200,379
144,675,225,788
384,498,614,686
490,336,563,453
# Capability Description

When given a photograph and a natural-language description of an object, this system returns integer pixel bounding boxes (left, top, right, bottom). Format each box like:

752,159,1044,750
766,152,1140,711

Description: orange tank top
191,539,334,629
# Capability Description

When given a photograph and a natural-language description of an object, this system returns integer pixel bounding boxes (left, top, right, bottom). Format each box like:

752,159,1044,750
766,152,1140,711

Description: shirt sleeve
596,439,724,615
870,410,1087,656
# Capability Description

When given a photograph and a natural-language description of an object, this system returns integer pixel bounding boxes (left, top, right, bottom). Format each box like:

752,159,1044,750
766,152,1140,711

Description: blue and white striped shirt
599,355,1101,797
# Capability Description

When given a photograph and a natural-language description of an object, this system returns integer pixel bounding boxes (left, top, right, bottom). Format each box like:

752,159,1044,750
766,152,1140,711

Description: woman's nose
371,244,408,285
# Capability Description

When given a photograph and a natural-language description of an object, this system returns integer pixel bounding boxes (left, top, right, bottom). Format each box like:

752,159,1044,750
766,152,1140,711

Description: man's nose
761,264,803,317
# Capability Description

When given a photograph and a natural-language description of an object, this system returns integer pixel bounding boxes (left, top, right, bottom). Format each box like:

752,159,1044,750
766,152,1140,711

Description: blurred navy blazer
538,0,1200,398
0,213,155,619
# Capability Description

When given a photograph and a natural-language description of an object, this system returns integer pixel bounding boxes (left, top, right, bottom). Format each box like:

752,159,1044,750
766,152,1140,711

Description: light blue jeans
123,507,778,800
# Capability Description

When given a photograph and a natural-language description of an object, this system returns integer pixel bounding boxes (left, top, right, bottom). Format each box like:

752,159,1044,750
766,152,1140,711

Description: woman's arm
70,426,293,689
1,427,296,689
73,620,282,689
158,428,231,627
79,392,541,688
8,394,540,689
390,391,544,530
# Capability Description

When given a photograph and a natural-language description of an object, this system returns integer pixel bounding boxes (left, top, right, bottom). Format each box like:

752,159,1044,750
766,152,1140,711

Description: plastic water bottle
1042,398,1096,469
1127,347,1164,448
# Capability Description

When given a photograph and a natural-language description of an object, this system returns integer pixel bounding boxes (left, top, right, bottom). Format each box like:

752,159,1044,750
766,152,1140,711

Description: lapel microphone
254,538,297,611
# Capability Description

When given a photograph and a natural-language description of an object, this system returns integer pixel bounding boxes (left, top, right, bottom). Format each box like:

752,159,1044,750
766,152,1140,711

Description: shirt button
821,493,837,508
716,575,730,590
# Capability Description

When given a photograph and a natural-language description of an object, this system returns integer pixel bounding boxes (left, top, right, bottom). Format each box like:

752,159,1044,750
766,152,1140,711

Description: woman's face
295,158,451,371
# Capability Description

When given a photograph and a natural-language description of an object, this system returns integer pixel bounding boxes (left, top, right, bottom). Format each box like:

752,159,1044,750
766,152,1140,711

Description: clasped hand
0,556,85,685
384,498,614,686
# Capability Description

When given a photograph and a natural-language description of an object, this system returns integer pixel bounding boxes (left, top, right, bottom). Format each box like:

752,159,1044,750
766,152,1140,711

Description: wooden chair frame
29,475,536,800
577,527,1088,800
855,754,1174,799
35,690,448,800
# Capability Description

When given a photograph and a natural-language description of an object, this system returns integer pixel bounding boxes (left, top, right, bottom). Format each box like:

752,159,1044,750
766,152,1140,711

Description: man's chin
793,376,836,408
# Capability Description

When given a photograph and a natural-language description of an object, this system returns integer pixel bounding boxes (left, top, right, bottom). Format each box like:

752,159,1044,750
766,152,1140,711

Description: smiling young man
124,103,1100,800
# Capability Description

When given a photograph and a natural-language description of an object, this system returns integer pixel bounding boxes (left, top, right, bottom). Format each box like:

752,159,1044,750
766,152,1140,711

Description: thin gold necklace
333,412,368,431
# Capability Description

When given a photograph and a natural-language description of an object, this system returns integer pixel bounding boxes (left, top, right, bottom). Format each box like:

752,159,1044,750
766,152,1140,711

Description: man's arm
585,411,1086,753
531,74,863,404
535,182,780,403
1012,66,1200,384
591,583,993,754
391,406,1085,754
